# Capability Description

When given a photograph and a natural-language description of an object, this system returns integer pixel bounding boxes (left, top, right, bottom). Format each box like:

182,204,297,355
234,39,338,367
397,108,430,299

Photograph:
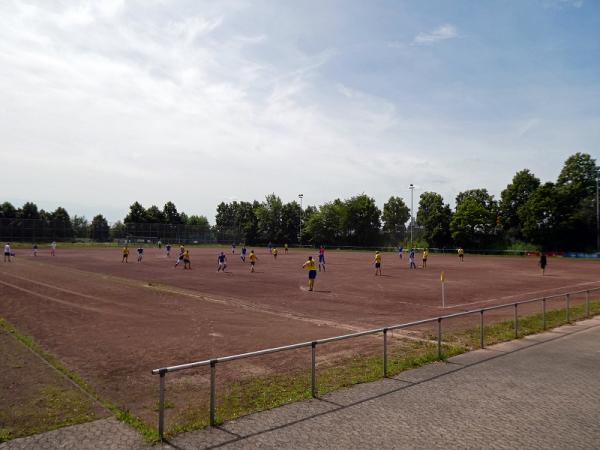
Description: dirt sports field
1,246,599,430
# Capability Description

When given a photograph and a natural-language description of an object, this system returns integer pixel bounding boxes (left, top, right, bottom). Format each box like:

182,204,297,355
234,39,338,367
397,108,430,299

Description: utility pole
596,168,599,251
298,193,304,245
409,184,415,249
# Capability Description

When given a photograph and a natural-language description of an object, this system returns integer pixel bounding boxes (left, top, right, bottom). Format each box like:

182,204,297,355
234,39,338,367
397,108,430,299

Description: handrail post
311,342,317,397
480,310,485,349
437,318,442,360
210,360,217,426
586,290,590,318
566,294,570,323
158,370,166,440
383,328,388,378
514,304,518,338
542,298,547,330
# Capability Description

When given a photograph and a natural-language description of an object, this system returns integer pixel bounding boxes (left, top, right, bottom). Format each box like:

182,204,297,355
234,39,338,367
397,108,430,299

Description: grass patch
448,299,600,349
0,385,98,442
165,339,467,436
0,318,159,443
163,299,600,437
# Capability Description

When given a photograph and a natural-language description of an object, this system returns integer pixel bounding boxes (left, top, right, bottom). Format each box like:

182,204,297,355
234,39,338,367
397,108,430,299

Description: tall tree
450,189,498,248
345,194,381,246
72,215,89,238
499,169,540,239
518,183,567,250
124,202,147,223
555,153,598,250
146,205,165,223
556,152,597,203
0,202,17,218
255,194,284,243
280,201,302,244
110,220,127,239
90,215,110,241
304,200,347,246
416,192,453,247
19,202,40,220
162,201,181,224
237,201,260,244
382,196,410,243
187,215,211,232
51,206,73,238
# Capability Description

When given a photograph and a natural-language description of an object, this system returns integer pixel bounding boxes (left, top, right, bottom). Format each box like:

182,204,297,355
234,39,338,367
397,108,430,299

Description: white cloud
543,0,584,9
413,24,458,45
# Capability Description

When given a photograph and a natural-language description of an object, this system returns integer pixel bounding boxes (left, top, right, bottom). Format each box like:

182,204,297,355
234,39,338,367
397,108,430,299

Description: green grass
448,299,600,349
165,339,467,436
0,318,159,443
163,300,600,437
0,385,98,442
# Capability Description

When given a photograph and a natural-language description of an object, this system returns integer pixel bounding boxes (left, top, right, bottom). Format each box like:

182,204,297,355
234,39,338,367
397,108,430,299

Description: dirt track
0,247,598,426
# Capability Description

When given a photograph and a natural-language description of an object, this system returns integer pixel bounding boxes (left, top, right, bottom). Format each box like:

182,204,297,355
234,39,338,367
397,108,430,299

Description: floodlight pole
298,194,304,245
596,168,599,251
409,184,415,249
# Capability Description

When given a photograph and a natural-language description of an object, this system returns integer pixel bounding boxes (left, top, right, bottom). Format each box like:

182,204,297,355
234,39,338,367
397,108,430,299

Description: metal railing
151,286,600,440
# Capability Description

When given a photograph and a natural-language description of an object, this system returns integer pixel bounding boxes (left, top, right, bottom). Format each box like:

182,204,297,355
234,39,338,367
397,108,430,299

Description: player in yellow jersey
374,251,382,276
122,246,129,263
302,256,317,291
183,249,191,270
272,247,278,260
249,250,258,272
422,249,429,268
284,243,288,254
458,247,464,262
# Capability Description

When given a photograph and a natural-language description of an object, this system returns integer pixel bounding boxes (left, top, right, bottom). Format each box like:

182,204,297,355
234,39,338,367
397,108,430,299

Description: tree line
211,152,598,251
1,153,597,250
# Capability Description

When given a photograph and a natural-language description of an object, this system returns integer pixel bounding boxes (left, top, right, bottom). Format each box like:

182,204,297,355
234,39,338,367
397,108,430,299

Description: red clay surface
1,246,598,425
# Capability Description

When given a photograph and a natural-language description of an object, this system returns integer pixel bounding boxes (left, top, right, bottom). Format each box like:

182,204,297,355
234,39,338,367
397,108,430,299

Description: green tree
110,220,127,239
450,189,498,248
163,201,182,224
556,152,597,202
499,169,540,239
280,201,302,244
382,196,410,244
0,202,17,218
51,206,73,238
146,205,165,223
555,153,598,250
416,192,452,247
72,215,89,238
304,200,347,246
90,215,110,241
255,194,284,243
187,214,209,227
124,202,147,223
345,194,381,246
237,201,260,244
19,202,40,220
518,183,567,250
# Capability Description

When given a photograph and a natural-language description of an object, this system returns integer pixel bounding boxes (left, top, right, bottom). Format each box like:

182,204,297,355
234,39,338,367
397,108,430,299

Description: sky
1,0,599,223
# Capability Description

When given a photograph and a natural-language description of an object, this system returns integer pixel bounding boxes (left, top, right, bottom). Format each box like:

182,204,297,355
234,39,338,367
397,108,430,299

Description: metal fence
0,218,75,242
151,286,600,440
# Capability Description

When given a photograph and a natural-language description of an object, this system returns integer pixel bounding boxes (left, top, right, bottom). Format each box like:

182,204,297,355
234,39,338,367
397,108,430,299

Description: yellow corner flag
440,271,445,282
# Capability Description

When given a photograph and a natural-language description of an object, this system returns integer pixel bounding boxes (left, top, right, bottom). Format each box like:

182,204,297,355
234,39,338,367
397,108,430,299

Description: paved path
2,317,599,449
0,418,146,450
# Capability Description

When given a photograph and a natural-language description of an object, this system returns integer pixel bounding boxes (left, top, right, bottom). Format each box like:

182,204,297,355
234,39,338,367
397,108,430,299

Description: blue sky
1,0,598,222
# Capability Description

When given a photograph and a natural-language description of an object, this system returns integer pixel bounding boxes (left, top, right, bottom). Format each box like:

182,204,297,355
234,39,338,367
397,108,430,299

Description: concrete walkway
3,317,599,449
